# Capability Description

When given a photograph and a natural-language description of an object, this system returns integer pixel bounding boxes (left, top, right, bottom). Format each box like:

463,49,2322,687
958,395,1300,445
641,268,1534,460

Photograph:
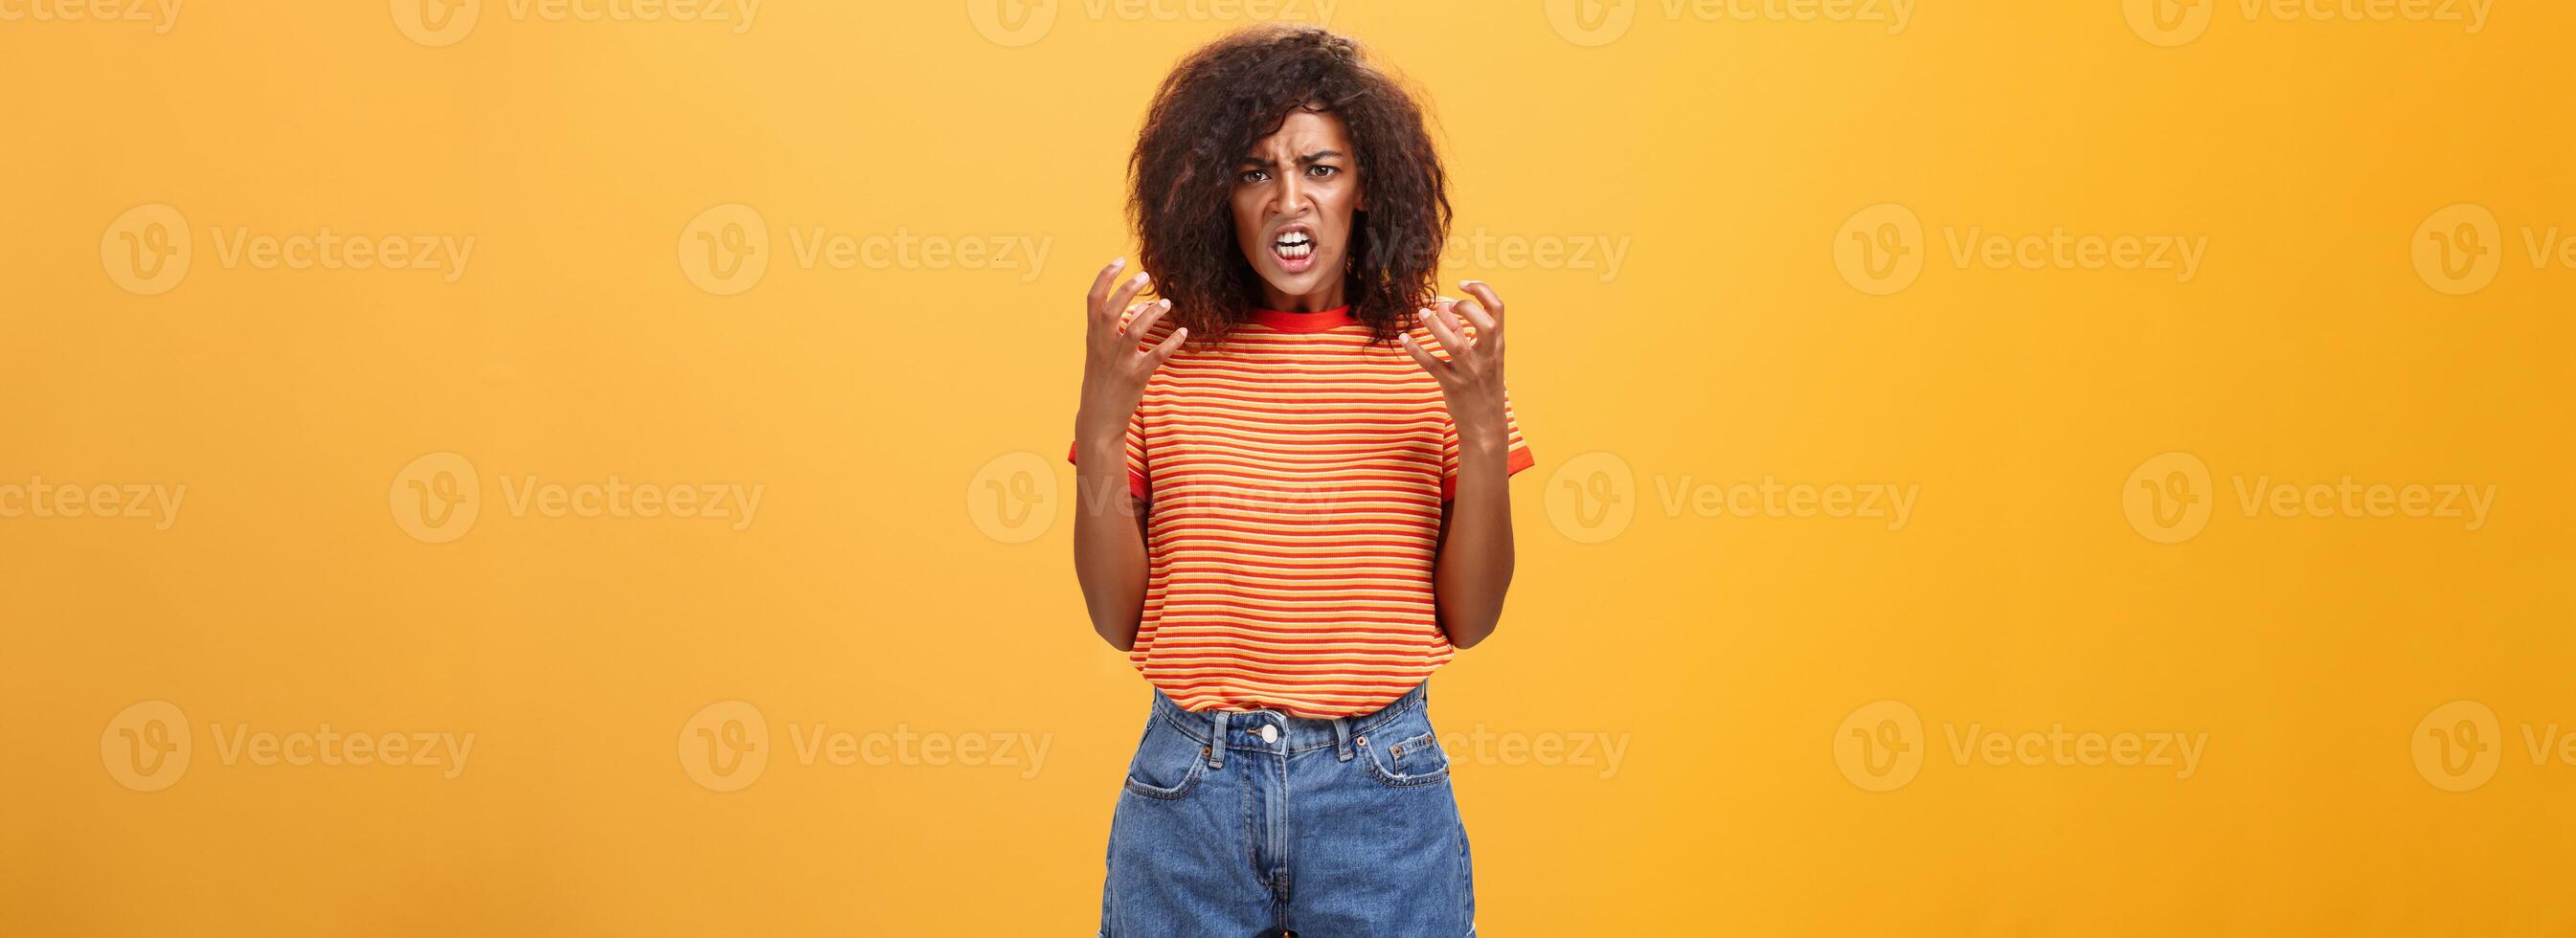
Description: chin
1255,266,1336,305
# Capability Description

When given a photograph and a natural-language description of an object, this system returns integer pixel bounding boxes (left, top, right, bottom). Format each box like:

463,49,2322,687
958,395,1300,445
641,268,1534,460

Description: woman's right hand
1072,259,1180,651
1077,257,1187,438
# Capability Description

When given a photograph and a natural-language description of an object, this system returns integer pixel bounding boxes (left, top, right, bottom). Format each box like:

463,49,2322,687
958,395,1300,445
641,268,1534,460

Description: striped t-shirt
1072,304,1532,718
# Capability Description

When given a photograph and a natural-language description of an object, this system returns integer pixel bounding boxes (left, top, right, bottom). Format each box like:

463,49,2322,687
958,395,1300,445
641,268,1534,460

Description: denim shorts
1099,681,1476,937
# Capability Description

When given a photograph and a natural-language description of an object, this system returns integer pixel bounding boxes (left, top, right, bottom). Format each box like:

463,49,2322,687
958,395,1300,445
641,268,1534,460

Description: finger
1428,296,1462,329
1417,305,1468,358
1105,270,1152,317
1448,299,1499,356
1398,332,1448,375
1115,302,1150,338
1458,280,1505,330
1435,303,1470,343
1124,299,1173,340
1144,325,1190,368
1451,296,1497,334
1087,257,1127,313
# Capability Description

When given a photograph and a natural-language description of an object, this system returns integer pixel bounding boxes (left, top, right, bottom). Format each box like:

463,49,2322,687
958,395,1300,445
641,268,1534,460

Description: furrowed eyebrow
1238,150,1347,169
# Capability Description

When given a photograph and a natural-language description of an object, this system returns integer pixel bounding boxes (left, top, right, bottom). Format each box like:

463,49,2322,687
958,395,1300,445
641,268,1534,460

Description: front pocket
1121,715,1211,800
1359,730,1452,788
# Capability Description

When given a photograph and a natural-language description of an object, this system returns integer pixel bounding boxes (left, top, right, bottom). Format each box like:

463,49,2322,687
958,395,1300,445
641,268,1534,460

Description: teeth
1275,232,1312,259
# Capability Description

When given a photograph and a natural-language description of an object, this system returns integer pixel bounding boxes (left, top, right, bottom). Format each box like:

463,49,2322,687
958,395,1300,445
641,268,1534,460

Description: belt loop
1207,710,1229,769
1332,715,1354,762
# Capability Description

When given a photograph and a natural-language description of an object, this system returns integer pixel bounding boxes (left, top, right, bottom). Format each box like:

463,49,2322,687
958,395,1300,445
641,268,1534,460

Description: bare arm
1402,281,1518,649
1073,258,1186,651
1073,439,1151,651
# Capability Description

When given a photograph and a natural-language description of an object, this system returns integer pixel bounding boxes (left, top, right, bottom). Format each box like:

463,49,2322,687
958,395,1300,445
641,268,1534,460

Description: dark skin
1073,109,1515,651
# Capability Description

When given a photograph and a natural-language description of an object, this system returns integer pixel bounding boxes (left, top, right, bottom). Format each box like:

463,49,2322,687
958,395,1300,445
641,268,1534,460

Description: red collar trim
1248,305,1354,333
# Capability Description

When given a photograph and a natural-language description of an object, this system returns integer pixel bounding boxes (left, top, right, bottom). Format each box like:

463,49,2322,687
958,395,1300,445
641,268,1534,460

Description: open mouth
1271,226,1316,272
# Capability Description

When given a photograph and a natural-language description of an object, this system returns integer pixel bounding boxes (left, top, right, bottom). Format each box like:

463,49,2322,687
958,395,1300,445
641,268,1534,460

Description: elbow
1437,575,1511,650
1445,615,1500,650
1095,620,1138,653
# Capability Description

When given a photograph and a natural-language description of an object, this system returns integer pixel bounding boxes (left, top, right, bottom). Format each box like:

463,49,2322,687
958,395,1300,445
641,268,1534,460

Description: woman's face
1232,108,1361,311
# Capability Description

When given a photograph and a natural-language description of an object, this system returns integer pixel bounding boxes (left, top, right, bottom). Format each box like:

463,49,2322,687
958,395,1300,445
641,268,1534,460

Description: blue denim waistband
1149,682,1431,766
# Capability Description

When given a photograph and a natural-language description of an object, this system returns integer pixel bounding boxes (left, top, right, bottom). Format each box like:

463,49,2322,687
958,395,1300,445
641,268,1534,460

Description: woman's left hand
1400,280,1510,439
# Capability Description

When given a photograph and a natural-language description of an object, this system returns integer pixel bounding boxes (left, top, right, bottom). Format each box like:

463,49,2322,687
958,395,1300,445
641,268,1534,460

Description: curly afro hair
1128,25,1451,346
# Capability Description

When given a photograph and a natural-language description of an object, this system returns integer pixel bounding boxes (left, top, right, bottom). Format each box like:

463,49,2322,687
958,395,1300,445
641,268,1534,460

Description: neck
1257,280,1345,312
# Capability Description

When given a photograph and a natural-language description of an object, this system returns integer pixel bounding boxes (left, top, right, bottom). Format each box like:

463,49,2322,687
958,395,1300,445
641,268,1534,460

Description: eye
1238,168,1270,184
1306,165,1339,178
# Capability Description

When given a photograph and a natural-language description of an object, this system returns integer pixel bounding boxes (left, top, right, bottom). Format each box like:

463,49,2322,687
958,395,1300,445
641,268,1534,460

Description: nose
1274,171,1310,217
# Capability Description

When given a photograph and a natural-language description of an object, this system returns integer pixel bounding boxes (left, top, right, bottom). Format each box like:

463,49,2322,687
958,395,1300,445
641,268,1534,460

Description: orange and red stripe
1072,305,1530,718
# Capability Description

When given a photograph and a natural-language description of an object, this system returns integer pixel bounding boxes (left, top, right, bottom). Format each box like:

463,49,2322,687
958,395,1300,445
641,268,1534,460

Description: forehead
1248,109,1350,155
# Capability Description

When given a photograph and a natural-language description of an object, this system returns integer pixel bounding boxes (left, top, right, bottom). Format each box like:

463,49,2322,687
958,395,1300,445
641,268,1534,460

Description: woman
1071,25,1531,936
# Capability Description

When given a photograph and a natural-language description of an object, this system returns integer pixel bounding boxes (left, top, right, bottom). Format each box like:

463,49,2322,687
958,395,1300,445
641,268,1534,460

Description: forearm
1072,425,1149,651
1434,416,1516,649
1069,263,1183,652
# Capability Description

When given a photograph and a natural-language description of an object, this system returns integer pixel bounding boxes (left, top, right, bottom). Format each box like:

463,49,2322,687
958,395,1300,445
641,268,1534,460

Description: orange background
5,1,2573,934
